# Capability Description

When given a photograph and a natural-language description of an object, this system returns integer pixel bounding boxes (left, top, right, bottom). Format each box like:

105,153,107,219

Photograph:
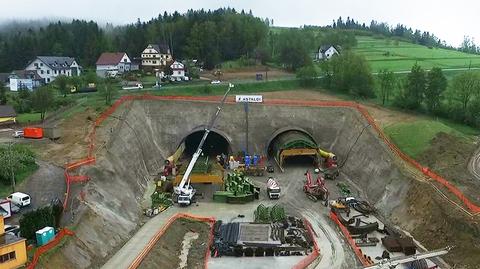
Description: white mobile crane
362,246,451,269
173,83,233,206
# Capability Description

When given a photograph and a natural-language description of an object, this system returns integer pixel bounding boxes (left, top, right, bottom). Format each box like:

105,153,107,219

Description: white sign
235,95,263,103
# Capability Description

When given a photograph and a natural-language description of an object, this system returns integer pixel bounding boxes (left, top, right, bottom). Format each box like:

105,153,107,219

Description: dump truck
266,177,280,199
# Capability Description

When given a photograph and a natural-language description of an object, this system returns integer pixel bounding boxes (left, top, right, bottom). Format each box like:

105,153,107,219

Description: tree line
331,16,479,53
0,8,269,71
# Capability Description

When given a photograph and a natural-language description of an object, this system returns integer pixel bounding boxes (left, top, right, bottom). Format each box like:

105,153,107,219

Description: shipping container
23,127,43,139
44,126,61,139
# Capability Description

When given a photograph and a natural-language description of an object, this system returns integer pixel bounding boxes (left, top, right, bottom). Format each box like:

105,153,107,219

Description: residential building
25,56,81,84
0,106,16,126
170,61,186,81
96,52,131,77
0,216,27,269
131,57,141,71
9,70,43,92
316,45,339,61
141,44,172,72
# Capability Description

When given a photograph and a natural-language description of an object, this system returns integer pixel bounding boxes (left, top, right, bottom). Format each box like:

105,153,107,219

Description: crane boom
362,246,451,269
177,84,233,192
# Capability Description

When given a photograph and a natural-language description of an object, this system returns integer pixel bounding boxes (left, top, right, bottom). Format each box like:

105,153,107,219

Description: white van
7,192,31,207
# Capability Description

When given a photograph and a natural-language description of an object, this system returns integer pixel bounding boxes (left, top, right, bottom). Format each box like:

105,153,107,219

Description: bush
296,65,318,87
19,206,60,241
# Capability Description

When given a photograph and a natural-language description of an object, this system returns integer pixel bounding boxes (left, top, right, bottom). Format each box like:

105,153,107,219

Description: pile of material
382,236,417,255
213,172,259,203
254,204,286,223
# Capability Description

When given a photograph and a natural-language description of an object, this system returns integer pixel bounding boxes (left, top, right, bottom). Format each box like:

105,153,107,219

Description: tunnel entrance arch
267,127,319,169
178,126,232,157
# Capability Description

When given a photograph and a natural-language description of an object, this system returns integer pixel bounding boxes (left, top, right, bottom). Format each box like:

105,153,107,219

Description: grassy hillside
354,36,480,72
384,119,479,158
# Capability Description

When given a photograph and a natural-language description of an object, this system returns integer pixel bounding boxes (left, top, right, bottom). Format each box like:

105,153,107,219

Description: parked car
7,192,31,207
211,80,221,84
4,224,20,236
12,130,24,138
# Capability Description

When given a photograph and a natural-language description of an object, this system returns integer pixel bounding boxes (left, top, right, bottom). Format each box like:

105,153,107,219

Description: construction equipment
173,83,233,206
303,170,329,204
213,171,258,203
267,177,281,199
318,149,339,180
362,246,451,269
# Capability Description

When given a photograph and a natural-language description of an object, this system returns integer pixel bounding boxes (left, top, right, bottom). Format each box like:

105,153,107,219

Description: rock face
49,100,475,268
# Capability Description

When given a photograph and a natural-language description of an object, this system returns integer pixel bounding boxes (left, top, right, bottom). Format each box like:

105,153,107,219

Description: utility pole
244,102,249,155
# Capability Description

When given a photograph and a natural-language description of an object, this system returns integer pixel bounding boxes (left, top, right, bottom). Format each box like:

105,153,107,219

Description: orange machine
23,127,43,139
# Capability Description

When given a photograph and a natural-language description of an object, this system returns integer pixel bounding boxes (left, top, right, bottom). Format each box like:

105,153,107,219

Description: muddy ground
138,218,210,269
418,132,480,203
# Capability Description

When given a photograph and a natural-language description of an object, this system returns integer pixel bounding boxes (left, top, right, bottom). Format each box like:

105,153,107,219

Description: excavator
173,83,233,206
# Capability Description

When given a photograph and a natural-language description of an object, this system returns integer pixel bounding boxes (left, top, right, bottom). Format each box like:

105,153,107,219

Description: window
46,78,50,83
55,70,58,75
40,63,43,67
0,251,16,263
34,63,38,67
47,70,50,74
22,197,29,201
40,70,44,74
153,61,156,64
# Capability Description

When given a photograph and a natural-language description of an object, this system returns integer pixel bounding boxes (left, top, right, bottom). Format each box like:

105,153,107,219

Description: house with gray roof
25,56,81,84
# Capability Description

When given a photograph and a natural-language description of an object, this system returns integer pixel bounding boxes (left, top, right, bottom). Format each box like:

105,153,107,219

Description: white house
96,52,131,77
141,44,172,72
316,45,339,61
170,61,186,81
25,56,81,84
9,70,43,92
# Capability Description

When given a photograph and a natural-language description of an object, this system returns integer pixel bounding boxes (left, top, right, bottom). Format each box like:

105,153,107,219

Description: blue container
35,227,55,246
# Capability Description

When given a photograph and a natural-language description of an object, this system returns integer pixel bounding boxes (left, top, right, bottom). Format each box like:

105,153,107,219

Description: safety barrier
127,213,216,269
329,211,374,267
292,218,321,269
26,228,75,269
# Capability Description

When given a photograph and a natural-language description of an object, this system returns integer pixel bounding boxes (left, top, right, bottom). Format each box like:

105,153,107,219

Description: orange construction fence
127,213,216,269
329,211,374,267
26,228,75,269
292,218,321,269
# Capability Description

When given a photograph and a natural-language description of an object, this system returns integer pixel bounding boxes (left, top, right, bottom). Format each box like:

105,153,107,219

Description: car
210,80,221,84
12,130,24,138
4,225,20,236
10,203,20,214
7,192,31,207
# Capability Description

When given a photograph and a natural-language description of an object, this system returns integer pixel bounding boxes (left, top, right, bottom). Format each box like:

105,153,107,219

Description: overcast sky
1,0,478,47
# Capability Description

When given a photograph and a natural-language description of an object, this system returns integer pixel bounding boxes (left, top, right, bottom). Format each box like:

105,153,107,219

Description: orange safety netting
329,211,374,266
26,228,75,269
127,213,216,269
292,218,321,269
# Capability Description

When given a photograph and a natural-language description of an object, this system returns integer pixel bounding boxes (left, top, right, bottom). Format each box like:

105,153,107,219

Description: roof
146,44,170,54
96,52,127,65
10,192,28,198
35,56,76,70
319,45,338,53
0,106,16,118
10,70,42,80
0,233,25,247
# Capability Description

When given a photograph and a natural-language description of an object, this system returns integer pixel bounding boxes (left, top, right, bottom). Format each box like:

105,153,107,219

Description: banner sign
235,95,263,103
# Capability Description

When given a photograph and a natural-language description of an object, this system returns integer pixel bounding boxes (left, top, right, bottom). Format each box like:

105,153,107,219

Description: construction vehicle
173,83,233,206
266,177,281,199
362,246,451,269
303,170,329,205
318,149,339,180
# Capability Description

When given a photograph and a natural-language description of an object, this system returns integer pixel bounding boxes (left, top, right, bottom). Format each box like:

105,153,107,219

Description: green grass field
354,36,480,72
384,119,479,158
17,112,43,124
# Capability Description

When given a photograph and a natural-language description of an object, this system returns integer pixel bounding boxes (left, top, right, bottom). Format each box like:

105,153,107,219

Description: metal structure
173,83,233,206
303,170,329,204
267,177,281,199
362,246,451,269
